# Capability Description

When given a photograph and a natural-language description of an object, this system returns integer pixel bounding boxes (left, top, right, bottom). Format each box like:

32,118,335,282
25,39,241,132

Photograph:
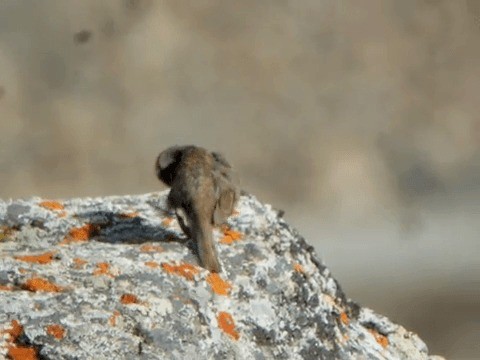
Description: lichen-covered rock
0,192,442,359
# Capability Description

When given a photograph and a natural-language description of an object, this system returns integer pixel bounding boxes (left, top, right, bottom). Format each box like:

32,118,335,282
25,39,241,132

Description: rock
0,192,442,359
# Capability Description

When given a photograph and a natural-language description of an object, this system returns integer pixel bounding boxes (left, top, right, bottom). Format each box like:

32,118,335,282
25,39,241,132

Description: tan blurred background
0,1,479,358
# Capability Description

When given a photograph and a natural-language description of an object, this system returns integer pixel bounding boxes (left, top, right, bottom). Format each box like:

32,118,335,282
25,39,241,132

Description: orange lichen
161,262,199,281
69,223,97,240
61,224,98,244
4,320,23,341
120,293,139,305
118,212,139,219
109,310,120,326
46,324,65,340
369,329,389,348
293,263,305,273
93,262,114,277
0,284,13,291
217,311,240,340
39,200,65,211
15,252,56,265
7,346,38,360
73,258,88,269
206,273,232,296
4,320,38,360
22,277,63,292
139,244,164,253
162,217,174,227
145,261,160,268
340,312,350,325
220,228,242,245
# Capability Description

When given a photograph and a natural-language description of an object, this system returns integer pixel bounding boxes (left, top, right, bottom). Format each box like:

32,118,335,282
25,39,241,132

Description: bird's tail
192,217,221,273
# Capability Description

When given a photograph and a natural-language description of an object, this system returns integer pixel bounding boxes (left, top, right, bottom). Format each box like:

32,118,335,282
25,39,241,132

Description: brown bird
156,145,238,272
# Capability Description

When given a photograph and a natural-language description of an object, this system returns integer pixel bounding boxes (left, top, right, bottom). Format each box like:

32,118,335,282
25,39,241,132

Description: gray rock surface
0,192,442,360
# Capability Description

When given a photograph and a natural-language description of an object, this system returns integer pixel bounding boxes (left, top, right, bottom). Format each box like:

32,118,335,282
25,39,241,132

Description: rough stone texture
0,192,442,360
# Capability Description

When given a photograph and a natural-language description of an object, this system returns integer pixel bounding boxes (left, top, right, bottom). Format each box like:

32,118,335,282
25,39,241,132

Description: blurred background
0,1,479,358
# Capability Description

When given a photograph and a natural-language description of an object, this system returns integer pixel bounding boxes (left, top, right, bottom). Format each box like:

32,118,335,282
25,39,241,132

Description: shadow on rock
74,210,193,249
